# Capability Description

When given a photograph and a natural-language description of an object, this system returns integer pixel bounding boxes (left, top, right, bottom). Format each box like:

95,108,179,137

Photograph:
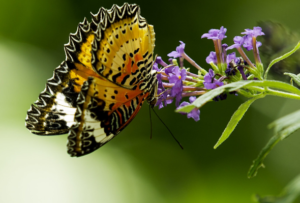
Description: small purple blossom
167,41,185,58
206,51,217,64
243,35,262,51
203,69,224,89
156,88,173,109
241,27,265,37
224,52,238,76
171,80,183,107
155,73,173,109
166,66,187,106
226,36,245,50
201,26,227,40
152,62,161,72
168,66,187,83
222,43,228,49
177,96,200,121
156,56,168,67
226,52,237,64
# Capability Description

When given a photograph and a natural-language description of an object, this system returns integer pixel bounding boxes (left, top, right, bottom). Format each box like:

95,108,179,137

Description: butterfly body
25,3,157,157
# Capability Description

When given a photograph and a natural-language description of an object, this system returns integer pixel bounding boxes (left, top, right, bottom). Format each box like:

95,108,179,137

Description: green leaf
256,173,300,203
284,73,300,86
268,110,300,133
176,81,253,113
264,41,300,79
248,110,300,178
213,94,265,149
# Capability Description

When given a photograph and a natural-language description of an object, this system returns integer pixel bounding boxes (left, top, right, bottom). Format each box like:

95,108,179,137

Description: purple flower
156,56,168,67
156,88,173,109
222,43,228,49
155,73,173,109
177,96,200,122
241,27,265,37
165,66,174,75
201,26,227,40
226,52,237,64
206,51,217,64
203,69,224,89
167,41,185,58
168,66,187,83
226,36,245,50
152,62,161,72
171,80,183,107
166,66,187,106
243,35,262,51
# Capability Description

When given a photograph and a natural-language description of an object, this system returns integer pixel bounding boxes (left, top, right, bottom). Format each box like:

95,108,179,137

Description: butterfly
25,3,158,157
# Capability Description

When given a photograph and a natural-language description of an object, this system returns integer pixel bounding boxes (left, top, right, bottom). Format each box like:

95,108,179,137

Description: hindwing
67,77,148,157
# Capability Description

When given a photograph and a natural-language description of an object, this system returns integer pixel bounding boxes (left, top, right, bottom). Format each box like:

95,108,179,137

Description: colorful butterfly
25,3,158,157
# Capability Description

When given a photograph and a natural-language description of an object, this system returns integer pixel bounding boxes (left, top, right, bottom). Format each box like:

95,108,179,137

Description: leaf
268,110,300,133
213,94,265,149
284,73,300,86
248,110,300,178
176,81,253,113
264,41,300,79
256,173,300,203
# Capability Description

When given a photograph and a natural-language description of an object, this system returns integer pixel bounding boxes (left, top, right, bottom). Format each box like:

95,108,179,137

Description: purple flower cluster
202,26,265,80
155,26,265,122
155,42,202,121
227,27,264,51
155,63,187,107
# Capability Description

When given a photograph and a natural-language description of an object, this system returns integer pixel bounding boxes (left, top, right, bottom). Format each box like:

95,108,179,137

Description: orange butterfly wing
67,77,149,156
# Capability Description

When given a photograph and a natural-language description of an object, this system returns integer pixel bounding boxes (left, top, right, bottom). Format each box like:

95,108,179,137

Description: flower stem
162,82,204,91
165,91,206,101
252,37,262,64
236,47,256,69
185,76,201,83
182,52,206,74
187,72,201,78
266,89,300,100
213,40,222,67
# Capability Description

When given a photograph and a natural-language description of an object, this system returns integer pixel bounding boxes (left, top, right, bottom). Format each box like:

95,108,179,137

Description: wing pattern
25,3,157,157
67,77,149,156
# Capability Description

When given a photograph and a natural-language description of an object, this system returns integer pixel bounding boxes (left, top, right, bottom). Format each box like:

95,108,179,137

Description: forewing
25,3,155,136
91,4,155,88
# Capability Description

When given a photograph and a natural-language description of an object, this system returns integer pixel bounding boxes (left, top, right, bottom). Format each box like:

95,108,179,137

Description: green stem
266,89,300,100
239,85,300,100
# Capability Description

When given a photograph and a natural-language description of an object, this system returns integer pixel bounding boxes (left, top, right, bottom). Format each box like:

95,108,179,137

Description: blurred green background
1,0,300,202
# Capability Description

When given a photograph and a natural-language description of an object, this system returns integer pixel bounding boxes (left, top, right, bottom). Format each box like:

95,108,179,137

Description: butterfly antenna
149,105,153,139
151,108,184,150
